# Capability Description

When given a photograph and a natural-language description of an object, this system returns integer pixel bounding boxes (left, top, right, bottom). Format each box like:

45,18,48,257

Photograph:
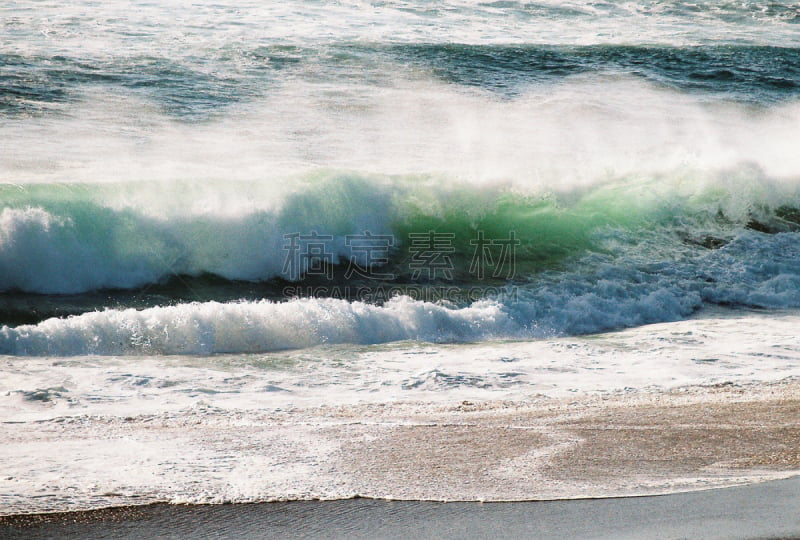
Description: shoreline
2,379,799,515
2,476,799,539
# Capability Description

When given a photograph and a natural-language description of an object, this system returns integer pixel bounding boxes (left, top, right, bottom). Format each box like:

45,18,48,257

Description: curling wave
3,164,800,295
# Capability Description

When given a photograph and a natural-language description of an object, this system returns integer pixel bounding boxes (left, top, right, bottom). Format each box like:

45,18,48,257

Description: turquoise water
2,1,800,351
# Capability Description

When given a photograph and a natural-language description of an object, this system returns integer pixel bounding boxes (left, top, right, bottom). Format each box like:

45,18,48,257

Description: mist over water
2,0,800,351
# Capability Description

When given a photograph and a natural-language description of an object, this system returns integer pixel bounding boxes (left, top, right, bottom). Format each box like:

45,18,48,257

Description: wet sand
2,476,799,539
331,382,800,501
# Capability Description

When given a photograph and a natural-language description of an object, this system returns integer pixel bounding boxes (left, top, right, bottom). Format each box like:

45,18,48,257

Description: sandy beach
330,381,800,501
1,476,799,539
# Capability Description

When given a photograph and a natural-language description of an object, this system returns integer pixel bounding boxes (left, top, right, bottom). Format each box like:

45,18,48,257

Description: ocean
2,0,800,515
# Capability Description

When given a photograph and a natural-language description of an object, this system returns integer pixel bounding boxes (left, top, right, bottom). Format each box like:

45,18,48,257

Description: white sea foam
4,224,800,356
3,310,800,513
0,297,514,356
4,80,800,187
3,308,800,421
3,0,798,61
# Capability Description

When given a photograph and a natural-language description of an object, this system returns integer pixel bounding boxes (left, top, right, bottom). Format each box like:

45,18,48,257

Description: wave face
2,163,800,294
2,1,800,354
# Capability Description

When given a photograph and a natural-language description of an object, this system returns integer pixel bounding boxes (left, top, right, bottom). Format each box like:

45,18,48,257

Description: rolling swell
388,45,800,102
3,45,800,118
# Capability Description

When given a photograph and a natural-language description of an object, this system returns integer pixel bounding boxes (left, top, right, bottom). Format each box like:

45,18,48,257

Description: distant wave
3,45,799,118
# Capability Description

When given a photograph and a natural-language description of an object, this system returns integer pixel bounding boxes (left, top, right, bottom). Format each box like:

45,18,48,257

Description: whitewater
2,0,800,515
